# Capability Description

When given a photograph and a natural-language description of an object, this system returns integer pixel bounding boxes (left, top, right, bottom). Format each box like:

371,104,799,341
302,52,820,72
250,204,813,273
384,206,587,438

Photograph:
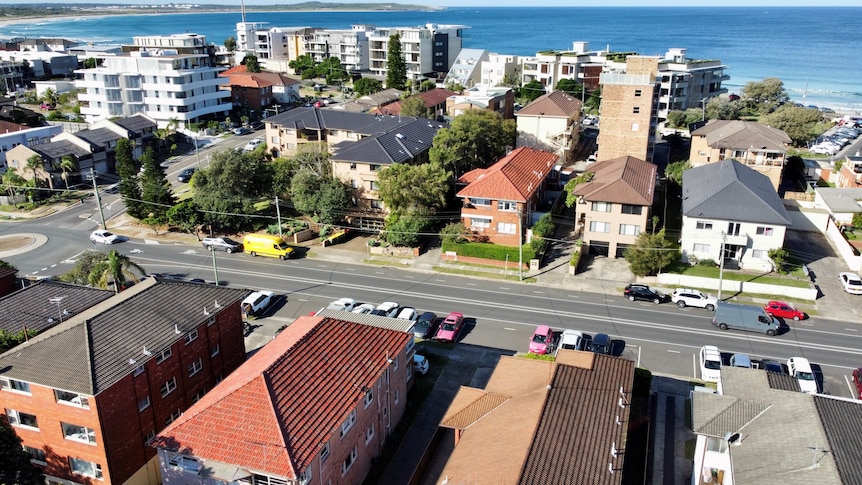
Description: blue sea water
3,7,860,113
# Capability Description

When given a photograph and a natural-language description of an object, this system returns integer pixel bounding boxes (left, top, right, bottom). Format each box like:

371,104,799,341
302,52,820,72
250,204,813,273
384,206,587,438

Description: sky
24,1,861,6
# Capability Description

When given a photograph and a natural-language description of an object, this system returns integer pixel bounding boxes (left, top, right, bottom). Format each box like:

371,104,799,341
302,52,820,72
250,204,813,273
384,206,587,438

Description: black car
758,359,785,374
412,311,438,339
589,333,612,355
177,167,196,183
624,284,667,304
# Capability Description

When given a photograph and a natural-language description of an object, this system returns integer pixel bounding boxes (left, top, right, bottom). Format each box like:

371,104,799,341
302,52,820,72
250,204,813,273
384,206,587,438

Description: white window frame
472,198,491,207
756,226,774,236
161,377,177,397
339,410,357,438
497,222,516,234
166,409,182,425
752,249,768,259
138,395,151,412
470,217,492,229
156,347,172,364
1,377,31,394
591,201,612,212
211,343,220,357
393,356,399,371
342,447,358,476
184,329,198,345
394,389,400,405
365,423,375,445
6,409,38,430
497,201,517,212
696,221,713,230
55,390,90,408
693,243,711,253
589,221,610,233
619,224,640,236
61,422,96,444
167,452,203,475
133,365,145,377
320,442,330,463
364,388,374,409
69,457,102,479
22,445,46,465
188,358,203,377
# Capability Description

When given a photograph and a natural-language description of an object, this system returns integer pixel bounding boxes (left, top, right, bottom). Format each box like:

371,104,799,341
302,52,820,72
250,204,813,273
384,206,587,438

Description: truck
242,233,294,260
712,302,780,336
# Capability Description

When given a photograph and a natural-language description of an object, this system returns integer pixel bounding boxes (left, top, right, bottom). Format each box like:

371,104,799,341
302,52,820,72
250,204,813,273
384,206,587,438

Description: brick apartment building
596,56,659,163
0,278,249,485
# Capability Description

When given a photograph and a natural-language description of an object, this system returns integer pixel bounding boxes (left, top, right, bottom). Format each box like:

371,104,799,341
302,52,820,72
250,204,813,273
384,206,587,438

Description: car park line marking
504,327,516,331
667,349,680,353
693,354,697,379
844,375,857,399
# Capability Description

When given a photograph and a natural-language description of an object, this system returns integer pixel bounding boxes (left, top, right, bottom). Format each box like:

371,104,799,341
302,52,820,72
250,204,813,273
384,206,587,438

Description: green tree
623,228,679,276
293,144,331,178
382,210,430,247
0,328,36,355
289,170,349,224
705,96,741,121
439,221,470,244
242,54,261,73
521,79,545,103
40,87,58,107
564,171,594,207
316,178,350,225
115,138,146,219
288,54,315,76
419,80,436,92
58,155,76,190
385,32,407,90
83,57,101,69
377,162,450,215
665,110,686,129
224,36,237,52
400,96,430,118
741,77,789,114
0,170,26,201
0,418,44,485
664,159,690,186
24,154,47,190
354,77,383,96
852,212,862,229
271,157,300,198
763,105,823,147
138,148,176,221
584,86,602,113
167,200,204,239
530,212,555,253
429,110,517,178
767,247,790,274
192,150,275,231
784,155,806,183
554,78,583,98
88,250,145,293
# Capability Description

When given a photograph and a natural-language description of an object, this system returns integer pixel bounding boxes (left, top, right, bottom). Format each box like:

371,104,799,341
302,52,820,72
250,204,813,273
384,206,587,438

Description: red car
434,312,464,342
853,368,862,399
764,300,805,321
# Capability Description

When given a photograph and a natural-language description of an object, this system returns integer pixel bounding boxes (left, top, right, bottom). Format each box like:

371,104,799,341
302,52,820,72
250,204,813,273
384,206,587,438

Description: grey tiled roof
74,127,121,148
682,159,791,225
816,187,862,214
766,371,801,392
330,118,446,164
113,114,157,134
32,139,90,159
268,107,419,135
691,393,772,437
814,396,862,484
0,278,249,395
691,120,791,152
313,309,415,333
0,280,113,335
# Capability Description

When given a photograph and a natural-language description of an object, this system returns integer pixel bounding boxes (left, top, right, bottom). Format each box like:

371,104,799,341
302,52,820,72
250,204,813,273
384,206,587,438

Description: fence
825,222,862,273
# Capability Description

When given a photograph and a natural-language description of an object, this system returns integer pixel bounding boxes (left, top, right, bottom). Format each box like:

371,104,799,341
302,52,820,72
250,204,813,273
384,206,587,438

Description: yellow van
243,233,295,260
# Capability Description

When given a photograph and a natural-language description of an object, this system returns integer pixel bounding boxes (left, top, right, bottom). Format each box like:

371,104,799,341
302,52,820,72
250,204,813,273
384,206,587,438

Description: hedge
441,240,535,262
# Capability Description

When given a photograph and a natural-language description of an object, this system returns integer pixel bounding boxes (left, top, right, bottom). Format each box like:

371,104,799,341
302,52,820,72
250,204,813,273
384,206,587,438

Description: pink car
529,325,553,354
435,312,464,342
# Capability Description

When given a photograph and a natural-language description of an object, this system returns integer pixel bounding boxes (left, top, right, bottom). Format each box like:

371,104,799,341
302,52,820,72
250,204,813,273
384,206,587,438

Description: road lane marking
845,375,857,399
467,283,476,286
667,350,680,353
533,291,543,294
504,327,516,331
845,328,858,332
499,287,509,290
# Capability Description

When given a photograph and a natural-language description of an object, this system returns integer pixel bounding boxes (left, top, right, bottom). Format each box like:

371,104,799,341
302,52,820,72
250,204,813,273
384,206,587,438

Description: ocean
2,7,860,114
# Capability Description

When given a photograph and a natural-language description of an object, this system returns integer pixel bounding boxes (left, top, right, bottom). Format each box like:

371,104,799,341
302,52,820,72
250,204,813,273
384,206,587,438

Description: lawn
669,263,811,288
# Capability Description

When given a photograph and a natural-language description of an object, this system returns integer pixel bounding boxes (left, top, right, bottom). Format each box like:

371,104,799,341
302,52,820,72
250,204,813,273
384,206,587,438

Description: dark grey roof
682,159,791,225
331,118,446,164
814,396,862,484
74,127,121,148
268,107,419,135
113,114,157,133
766,370,801,392
32,139,90,159
0,280,113,335
0,278,249,395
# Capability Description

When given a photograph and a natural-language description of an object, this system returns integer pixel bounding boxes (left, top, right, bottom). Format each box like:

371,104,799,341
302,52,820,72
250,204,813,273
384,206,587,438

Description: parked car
851,368,862,399
712,302,780,336
839,272,862,294
763,300,805,321
232,127,251,135
177,167,196,183
671,288,718,311
241,290,274,317
90,229,120,244
758,359,785,374
373,301,400,318
412,311,438,339
243,138,264,152
396,307,417,322
729,354,752,368
623,284,667,304
699,345,722,383
589,333,612,355
413,354,429,375
788,357,818,394
528,325,554,355
201,236,242,253
435,312,464,342
351,303,376,314
556,329,588,354
325,298,357,312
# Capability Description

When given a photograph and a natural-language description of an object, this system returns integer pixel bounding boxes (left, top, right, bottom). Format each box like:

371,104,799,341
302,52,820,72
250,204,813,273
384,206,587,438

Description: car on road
241,290,274,317
763,300,805,321
623,284,667,304
413,354,429,375
839,272,862,294
699,346,722,382
90,229,120,244
556,329,588,354
202,236,242,253
232,127,251,135
788,357,817,394
412,311,438,339
671,288,717,311
729,354,752,368
758,359,785,374
435,312,464,342
589,333,612,355
177,167,196,183
852,368,862,399
243,138,264,152
528,325,554,354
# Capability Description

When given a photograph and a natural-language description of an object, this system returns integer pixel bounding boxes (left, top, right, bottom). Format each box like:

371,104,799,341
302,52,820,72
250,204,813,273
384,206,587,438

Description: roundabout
0,233,48,258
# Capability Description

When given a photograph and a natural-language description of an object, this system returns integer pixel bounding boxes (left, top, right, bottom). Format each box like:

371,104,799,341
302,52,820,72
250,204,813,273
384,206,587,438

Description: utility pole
717,232,726,300
518,208,523,281
90,168,107,229
275,195,283,239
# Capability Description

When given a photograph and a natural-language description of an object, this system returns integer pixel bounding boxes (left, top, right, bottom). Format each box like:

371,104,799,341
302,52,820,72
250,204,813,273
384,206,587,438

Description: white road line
667,349,680,354
499,287,510,290
405,275,414,278
298,299,307,302
434,279,445,282
375,272,384,275
504,327,516,331
50,264,57,268
846,328,859,332
693,354,697,379
533,291,543,294
568,295,579,298
844,375,857,399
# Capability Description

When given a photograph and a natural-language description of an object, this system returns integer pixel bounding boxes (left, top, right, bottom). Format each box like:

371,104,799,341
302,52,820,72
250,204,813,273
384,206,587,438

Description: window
22,445,46,464
207,316,216,326
472,198,491,207
693,243,711,252
133,365,145,377
144,430,155,445
156,348,172,364
69,457,102,479
364,388,374,408
298,468,312,484
188,358,203,377
369,181,380,191
497,201,517,212
350,162,357,170
55,390,90,408
211,344,220,357
161,377,177,397
394,389,400,405
752,249,768,259
631,122,639,131
370,164,381,171
497,222,516,234
339,410,356,438
370,200,384,210
320,442,330,463
167,452,202,475
590,221,610,233
351,179,359,189
184,329,198,345
62,422,96,444
619,224,640,236
633,107,640,114
365,423,375,444
6,409,38,429
756,226,774,236
470,217,491,229
342,447,358,476
166,409,182,426
138,395,151,412
191,388,206,404
634,89,642,97
621,204,642,215
696,221,713,230
393,356,399,371
1,378,31,394
591,201,611,212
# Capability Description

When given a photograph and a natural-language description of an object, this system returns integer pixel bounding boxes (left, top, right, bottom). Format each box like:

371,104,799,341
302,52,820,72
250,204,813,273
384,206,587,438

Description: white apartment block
75,35,230,127
306,25,372,72
443,48,488,88
656,48,728,121
479,53,520,88
236,23,317,72
368,24,465,82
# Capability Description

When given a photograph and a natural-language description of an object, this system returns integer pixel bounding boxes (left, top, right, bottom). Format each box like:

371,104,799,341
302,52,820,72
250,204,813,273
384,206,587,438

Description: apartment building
305,24,372,72
596,56,659,163
368,24,465,82
837,155,862,189
235,23,317,72
152,312,415,485
516,89,582,163
479,53,520,88
0,277,249,485
446,85,515,119
443,48,489,89
656,48,728,121
75,34,231,127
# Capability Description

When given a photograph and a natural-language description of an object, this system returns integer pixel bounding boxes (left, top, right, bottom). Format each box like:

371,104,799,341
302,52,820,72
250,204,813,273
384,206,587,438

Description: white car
351,303,376,314
787,357,818,394
326,298,357,312
396,307,417,322
699,345,722,383
90,229,120,244
839,272,862,295
671,289,718,311
373,301,400,318
413,354,429,375
243,138,264,152
241,290,274,317
556,329,586,355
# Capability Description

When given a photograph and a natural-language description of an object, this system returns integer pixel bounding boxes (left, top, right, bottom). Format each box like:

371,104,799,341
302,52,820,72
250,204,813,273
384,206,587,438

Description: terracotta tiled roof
153,315,412,478
0,120,28,134
223,71,299,89
221,65,248,75
691,119,791,151
456,147,559,202
516,90,583,118
572,155,656,205
440,390,510,429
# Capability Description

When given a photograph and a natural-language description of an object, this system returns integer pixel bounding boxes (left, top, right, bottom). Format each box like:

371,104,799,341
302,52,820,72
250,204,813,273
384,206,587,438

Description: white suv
671,288,718,311
787,357,818,394
699,345,722,383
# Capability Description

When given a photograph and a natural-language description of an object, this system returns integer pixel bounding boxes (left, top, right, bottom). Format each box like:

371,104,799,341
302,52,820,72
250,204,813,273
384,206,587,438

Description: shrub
530,213,555,254
439,222,470,244
697,258,717,267
441,240,535,262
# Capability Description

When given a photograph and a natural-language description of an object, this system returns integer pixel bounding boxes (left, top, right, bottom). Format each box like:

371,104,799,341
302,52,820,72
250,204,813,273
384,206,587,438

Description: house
689,120,792,191
446,85,515,119
813,187,862,227
572,155,657,258
692,366,862,485
434,351,635,484
5,139,92,190
52,127,124,182
443,48,489,89
0,280,113,336
0,277,249,485
0,120,61,171
373,88,456,119
516,89,583,164
330,117,447,228
219,65,301,114
681,159,792,271
334,88,404,114
457,146,559,247
96,113,159,159
836,154,862,189
151,312,415,485
596,56,659,163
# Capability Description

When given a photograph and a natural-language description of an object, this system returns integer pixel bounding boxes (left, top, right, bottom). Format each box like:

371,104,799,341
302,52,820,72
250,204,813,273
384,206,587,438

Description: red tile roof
222,71,300,89
573,155,656,205
516,90,583,118
152,315,411,478
456,147,559,202
221,65,248,75
0,120,28,134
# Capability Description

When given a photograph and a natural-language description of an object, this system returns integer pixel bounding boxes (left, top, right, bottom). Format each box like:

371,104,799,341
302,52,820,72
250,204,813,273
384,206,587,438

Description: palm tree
0,171,26,206
88,250,145,293
58,155,77,190
24,154,53,191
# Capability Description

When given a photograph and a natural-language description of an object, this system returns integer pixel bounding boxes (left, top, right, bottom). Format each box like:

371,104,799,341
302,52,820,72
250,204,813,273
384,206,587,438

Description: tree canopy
385,32,407,90
242,54,261,73
429,110,517,179
741,77,789,114
192,150,275,231
138,147,176,221
623,228,679,276
521,79,545,103
0,419,44,485
554,78,583,99
377,162,450,215
354,77,383,96
400,96,430,118
289,170,349,225
763,104,824,147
